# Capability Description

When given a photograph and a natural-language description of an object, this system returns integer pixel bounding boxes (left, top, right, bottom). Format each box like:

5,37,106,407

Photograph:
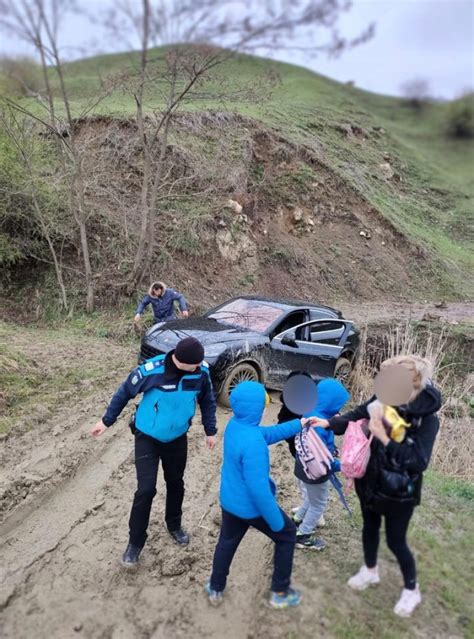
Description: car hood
145,318,265,350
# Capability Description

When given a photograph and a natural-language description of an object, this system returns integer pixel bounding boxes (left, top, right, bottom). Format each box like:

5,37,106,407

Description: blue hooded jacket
295,377,350,484
220,381,302,532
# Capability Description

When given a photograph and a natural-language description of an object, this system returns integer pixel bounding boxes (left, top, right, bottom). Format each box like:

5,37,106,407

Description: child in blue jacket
293,378,350,551
205,381,311,610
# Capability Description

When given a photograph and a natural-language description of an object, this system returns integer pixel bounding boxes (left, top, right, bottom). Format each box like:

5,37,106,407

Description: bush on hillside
446,93,474,139
0,57,42,97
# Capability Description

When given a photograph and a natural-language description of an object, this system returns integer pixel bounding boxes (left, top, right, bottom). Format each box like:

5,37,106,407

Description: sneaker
394,585,422,617
168,527,190,545
347,565,380,590
121,543,142,568
296,533,326,551
291,506,300,514
269,587,302,609
291,512,303,526
204,581,224,607
317,515,326,528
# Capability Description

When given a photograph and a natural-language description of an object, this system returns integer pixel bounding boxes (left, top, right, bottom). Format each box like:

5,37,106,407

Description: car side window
273,311,307,338
310,321,345,345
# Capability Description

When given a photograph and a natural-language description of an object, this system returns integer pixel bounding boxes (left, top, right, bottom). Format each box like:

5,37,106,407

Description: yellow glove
382,406,410,443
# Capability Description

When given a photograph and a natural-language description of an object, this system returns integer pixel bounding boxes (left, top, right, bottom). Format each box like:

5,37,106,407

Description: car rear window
208,299,285,332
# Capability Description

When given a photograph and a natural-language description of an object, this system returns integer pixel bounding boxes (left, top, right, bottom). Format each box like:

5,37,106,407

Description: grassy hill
1,48,473,311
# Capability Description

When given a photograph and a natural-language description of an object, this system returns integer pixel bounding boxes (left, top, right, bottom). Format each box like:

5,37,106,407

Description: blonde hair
148,281,166,296
381,354,433,399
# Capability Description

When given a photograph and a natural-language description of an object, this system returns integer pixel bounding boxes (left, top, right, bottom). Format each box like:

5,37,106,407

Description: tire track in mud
1,395,285,639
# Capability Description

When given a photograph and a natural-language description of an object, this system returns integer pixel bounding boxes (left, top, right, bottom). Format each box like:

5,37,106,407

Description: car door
268,319,353,387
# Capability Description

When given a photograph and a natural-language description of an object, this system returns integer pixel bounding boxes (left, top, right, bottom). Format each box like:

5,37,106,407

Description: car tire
334,357,353,385
218,362,260,407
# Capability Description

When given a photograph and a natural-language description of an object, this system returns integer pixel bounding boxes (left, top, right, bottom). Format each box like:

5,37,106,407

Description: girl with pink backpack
292,378,350,551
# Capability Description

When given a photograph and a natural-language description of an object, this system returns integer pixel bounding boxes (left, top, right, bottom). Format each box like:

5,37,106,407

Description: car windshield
208,299,285,333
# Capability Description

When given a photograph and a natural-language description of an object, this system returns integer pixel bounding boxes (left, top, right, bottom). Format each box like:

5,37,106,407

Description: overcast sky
0,0,472,99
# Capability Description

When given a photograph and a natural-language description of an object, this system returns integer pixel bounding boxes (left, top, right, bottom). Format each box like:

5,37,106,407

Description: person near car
90,337,217,567
205,380,315,610
134,281,189,324
293,377,350,551
313,355,441,618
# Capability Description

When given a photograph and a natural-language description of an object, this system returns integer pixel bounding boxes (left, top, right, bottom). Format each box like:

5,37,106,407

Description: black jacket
328,384,442,513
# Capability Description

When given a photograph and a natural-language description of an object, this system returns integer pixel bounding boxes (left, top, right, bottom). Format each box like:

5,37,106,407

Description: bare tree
400,77,431,110
0,107,70,309
105,0,374,287
0,0,115,312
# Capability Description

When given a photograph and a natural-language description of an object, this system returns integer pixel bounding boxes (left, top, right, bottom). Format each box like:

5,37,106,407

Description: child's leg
295,481,309,520
250,509,297,593
210,510,249,592
362,508,382,568
298,481,329,535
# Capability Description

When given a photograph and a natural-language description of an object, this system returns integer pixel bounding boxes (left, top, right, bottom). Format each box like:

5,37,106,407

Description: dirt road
1,315,471,639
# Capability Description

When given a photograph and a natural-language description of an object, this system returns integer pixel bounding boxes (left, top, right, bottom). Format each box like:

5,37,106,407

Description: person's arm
242,444,284,531
260,419,302,445
135,295,150,318
171,289,188,312
327,401,371,435
198,372,217,436
385,414,439,473
101,367,146,427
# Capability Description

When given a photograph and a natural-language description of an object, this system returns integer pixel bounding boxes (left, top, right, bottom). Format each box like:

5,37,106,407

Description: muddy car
140,295,359,406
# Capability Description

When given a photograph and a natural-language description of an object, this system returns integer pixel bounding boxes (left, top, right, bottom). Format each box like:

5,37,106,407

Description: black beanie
174,337,205,365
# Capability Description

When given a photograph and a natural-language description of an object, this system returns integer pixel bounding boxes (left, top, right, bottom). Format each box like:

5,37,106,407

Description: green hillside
2,48,473,305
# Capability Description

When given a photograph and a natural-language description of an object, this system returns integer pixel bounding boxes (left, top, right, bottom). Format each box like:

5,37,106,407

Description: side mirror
281,334,298,348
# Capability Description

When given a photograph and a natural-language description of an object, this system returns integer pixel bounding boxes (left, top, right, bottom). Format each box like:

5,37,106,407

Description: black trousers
210,509,297,594
362,506,416,590
128,430,187,548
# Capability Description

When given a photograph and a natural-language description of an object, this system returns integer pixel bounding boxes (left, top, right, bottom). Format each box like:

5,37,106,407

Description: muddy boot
168,527,190,545
121,543,142,568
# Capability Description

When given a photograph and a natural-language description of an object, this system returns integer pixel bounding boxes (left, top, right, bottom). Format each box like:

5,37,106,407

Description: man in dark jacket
134,281,188,324
91,337,216,567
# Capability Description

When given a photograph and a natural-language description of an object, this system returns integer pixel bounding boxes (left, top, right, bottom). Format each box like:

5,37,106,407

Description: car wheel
334,357,353,385
218,362,260,407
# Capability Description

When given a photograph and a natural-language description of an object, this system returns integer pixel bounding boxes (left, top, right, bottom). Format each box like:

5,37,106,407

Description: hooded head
307,378,350,420
230,381,268,425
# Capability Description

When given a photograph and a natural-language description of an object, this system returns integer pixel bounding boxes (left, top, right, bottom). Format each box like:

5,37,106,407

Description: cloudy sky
1,0,472,99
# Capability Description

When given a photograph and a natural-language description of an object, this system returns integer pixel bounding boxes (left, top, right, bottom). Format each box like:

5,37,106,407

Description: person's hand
134,314,141,323
369,416,390,446
182,310,189,319
302,417,329,428
91,421,107,437
206,435,217,450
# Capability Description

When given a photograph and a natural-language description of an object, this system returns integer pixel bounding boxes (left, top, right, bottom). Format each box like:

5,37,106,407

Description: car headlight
204,343,227,358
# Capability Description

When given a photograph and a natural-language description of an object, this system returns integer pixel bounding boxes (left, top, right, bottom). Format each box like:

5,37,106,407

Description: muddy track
0,357,286,639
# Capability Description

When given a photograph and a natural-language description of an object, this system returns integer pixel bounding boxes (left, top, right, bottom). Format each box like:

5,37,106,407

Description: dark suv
140,295,359,405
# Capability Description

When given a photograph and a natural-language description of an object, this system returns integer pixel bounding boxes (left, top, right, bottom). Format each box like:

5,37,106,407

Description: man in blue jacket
205,381,312,610
91,337,216,567
134,281,188,324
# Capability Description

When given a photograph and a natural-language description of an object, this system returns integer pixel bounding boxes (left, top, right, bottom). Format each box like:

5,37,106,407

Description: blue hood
305,378,350,419
230,381,266,425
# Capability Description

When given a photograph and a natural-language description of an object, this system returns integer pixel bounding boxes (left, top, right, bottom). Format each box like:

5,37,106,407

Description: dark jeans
128,430,187,548
210,508,297,594
362,506,416,590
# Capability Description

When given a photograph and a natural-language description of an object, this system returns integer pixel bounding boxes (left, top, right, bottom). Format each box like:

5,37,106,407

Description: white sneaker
317,515,326,528
394,585,422,617
291,506,300,514
347,565,380,590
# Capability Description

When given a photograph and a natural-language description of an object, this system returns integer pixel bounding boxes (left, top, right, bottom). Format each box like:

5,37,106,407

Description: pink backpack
295,428,334,481
340,420,373,490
